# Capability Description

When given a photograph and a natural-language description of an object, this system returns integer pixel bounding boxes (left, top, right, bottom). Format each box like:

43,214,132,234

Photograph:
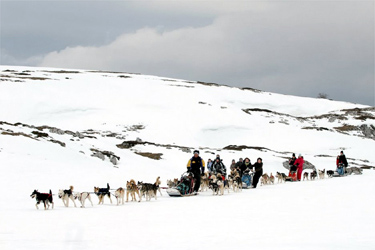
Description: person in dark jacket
211,157,226,176
240,157,251,177
235,158,244,169
289,153,297,167
338,151,348,174
336,155,344,175
252,158,263,188
187,150,205,193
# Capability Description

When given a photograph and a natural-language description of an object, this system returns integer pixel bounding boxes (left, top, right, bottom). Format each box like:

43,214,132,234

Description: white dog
58,186,77,207
115,187,125,205
73,192,94,208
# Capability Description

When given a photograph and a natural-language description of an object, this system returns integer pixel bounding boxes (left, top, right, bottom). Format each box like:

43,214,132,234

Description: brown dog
126,179,140,202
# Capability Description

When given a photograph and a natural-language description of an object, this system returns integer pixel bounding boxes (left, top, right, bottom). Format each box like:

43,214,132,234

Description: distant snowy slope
1,65,374,250
1,66,374,167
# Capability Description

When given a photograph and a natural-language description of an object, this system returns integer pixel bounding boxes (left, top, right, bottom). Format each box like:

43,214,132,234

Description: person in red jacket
294,154,304,181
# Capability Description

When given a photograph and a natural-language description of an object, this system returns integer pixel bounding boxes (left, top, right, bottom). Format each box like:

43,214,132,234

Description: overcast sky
1,0,374,106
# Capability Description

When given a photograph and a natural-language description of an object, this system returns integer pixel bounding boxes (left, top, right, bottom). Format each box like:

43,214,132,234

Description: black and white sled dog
303,172,309,181
310,170,317,180
30,189,54,210
94,183,112,204
209,174,224,196
276,172,287,183
137,177,160,201
58,186,77,207
326,170,334,178
73,192,94,208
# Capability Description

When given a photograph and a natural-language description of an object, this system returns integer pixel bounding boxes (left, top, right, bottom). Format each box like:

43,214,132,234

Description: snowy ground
0,66,374,249
1,157,374,250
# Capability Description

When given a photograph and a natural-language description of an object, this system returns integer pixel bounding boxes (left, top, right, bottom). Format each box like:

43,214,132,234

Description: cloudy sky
1,0,374,106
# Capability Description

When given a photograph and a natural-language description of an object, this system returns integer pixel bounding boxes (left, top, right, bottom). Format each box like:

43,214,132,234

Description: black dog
94,183,112,204
30,190,54,210
327,170,335,177
310,171,318,180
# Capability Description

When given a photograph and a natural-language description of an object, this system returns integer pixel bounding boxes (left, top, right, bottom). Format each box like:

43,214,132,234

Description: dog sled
241,169,253,189
285,164,298,182
285,172,297,182
332,163,345,177
166,172,197,197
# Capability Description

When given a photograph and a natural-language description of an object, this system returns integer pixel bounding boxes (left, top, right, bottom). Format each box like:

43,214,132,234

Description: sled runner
166,172,196,197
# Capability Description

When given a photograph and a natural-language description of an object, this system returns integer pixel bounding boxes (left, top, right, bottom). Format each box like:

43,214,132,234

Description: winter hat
298,154,302,157
193,150,199,154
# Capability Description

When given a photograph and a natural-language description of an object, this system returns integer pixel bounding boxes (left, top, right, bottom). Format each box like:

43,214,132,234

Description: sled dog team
30,177,162,210
32,165,364,209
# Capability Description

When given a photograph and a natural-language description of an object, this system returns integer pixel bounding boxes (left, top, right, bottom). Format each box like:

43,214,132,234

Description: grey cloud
0,1,213,61
1,1,373,106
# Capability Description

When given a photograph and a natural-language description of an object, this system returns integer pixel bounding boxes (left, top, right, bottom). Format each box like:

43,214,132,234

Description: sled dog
138,177,160,201
155,176,162,196
210,173,224,195
209,175,219,195
326,170,334,178
303,172,309,181
318,169,325,179
58,186,77,207
115,187,125,205
310,170,317,180
167,178,179,188
200,172,210,192
269,173,275,184
276,172,286,183
261,173,270,185
209,174,224,195
73,192,93,208
30,189,54,210
94,183,112,205
126,179,140,202
233,172,242,192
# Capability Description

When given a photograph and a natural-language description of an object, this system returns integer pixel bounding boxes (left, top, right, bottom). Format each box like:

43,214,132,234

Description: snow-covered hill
0,66,374,250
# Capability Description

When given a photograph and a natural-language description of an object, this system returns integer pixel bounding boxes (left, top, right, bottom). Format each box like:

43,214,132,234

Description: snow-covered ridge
1,66,375,250
1,65,374,169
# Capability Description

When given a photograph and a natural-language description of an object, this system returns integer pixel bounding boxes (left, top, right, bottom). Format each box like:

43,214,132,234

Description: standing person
289,153,297,166
287,153,298,180
207,159,213,173
187,150,205,193
252,158,263,188
235,158,244,170
294,154,304,181
230,159,236,171
336,155,344,175
338,151,348,174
